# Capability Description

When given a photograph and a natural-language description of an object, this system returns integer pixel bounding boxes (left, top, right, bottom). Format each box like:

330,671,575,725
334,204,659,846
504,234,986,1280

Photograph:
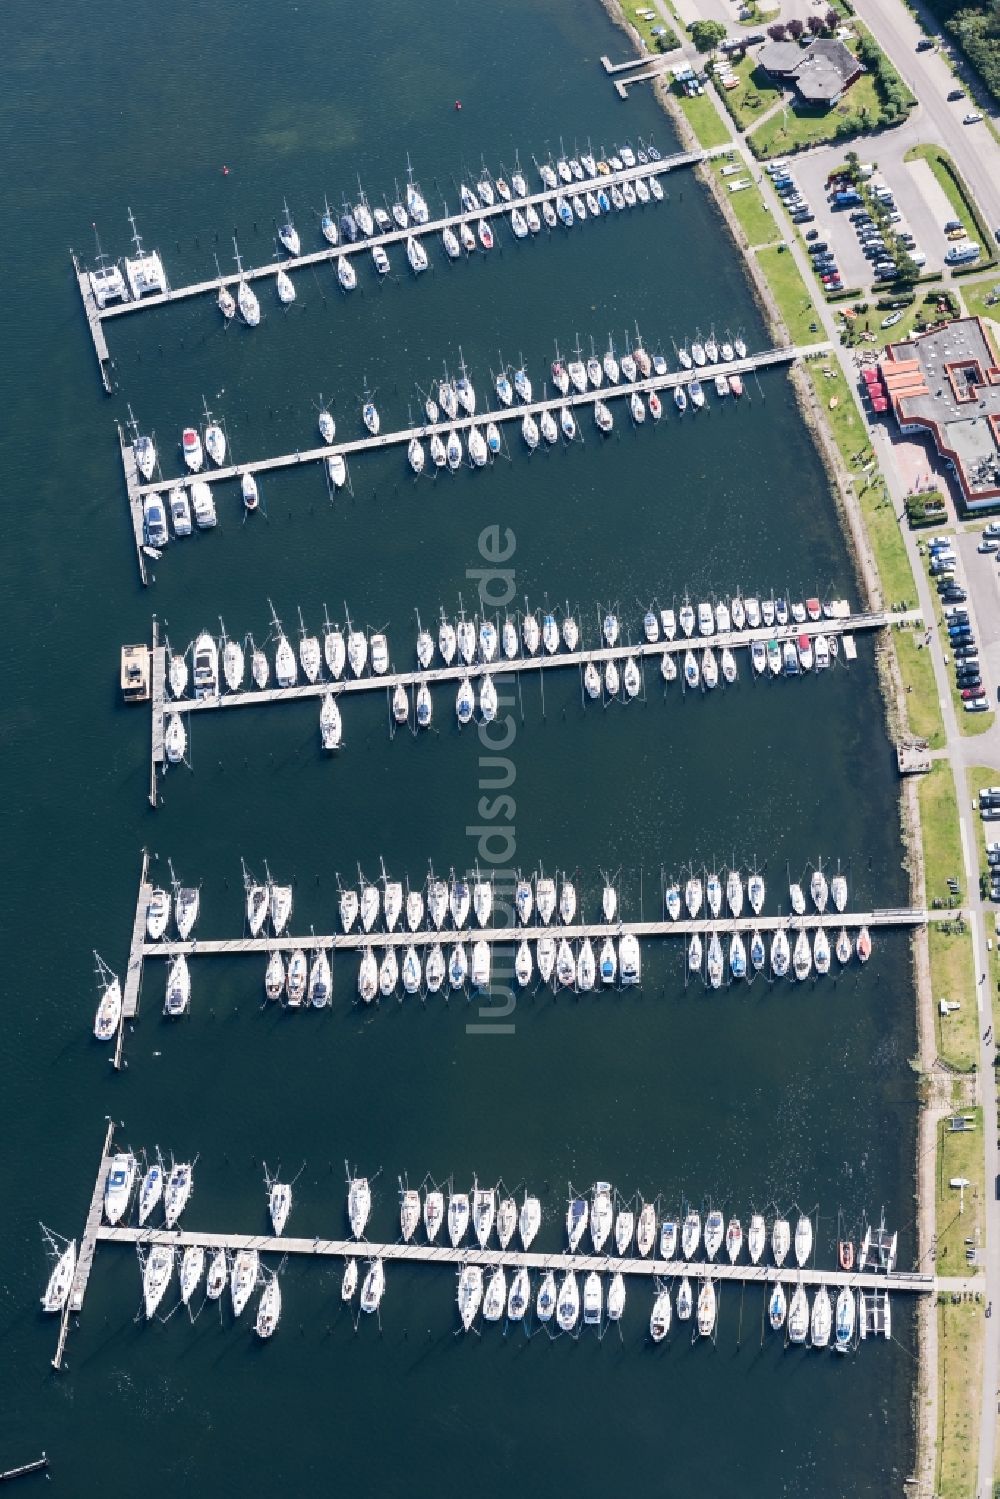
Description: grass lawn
896,628,946,748
620,1,678,52
937,1297,983,1499
857,474,918,608
674,88,733,150
936,1106,986,1276
748,75,883,158
710,160,778,247
919,761,964,903
930,925,979,1070
959,275,1000,329
712,54,781,131
756,245,819,344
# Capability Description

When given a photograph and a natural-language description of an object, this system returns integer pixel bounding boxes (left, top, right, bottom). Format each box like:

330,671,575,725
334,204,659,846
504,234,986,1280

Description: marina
74,144,710,381
139,604,921,797
49,1130,933,1370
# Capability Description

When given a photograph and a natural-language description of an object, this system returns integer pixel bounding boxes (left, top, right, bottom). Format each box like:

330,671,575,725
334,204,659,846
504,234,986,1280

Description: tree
895,252,921,287
807,15,824,35
824,7,840,31
690,18,727,51
787,17,805,38
767,21,787,41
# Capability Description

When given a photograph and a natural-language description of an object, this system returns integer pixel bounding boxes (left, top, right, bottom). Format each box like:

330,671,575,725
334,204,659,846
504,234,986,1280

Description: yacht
94,976,122,1042
750,930,766,971
726,869,744,917
277,198,300,256
567,1195,589,1251
590,1183,613,1251
615,1209,635,1257
726,1217,744,1263
182,426,204,473
836,928,853,964
793,929,812,981
483,1267,507,1323
138,1164,163,1225
206,1248,228,1301
276,268,295,303
348,1177,371,1239
676,1277,693,1321
659,1219,678,1259
650,1288,672,1342
769,1280,787,1331
697,1280,717,1338
378,948,399,998
237,276,260,325
180,1245,205,1305
425,944,445,993
706,933,724,988
164,1161,192,1228
231,1248,259,1317
831,874,848,912
681,1210,701,1260
748,872,765,914
814,928,831,975
557,1271,580,1332
42,1241,77,1313
164,954,190,1016
636,1202,656,1257
771,928,790,978
143,1244,173,1319
788,1283,809,1344
857,926,872,963
360,1260,385,1316
688,932,703,974
264,951,284,1002
337,255,356,291
811,1285,832,1348
835,1285,855,1351
772,1218,791,1267
556,938,576,988
308,950,331,1008
496,1196,517,1249
424,1190,445,1242
448,1192,470,1247
747,1214,766,1265
536,876,556,924
795,1214,813,1267
520,1194,542,1249
810,869,829,912
457,1264,484,1330
704,1209,724,1261
583,1271,603,1326
341,1259,358,1301
515,939,533,987
406,235,428,273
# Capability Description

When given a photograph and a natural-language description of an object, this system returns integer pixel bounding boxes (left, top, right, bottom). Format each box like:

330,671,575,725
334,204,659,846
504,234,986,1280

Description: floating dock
76,150,712,348
145,608,921,803
52,1118,116,1370
71,252,113,395
123,342,830,506
97,1221,934,1295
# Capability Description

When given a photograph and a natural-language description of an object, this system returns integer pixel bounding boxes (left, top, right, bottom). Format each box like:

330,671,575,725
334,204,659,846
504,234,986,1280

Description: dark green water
0,0,918,1491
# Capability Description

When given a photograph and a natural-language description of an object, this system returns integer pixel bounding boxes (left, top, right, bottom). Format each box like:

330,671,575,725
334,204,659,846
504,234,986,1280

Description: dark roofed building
882,317,1000,509
758,36,864,106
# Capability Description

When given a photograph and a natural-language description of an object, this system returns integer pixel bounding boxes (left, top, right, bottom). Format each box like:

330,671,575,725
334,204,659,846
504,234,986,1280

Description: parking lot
778,147,956,288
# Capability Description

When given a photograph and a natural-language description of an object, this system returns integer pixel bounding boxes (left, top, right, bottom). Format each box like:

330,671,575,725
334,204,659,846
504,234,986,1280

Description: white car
963,112,984,124
979,538,999,553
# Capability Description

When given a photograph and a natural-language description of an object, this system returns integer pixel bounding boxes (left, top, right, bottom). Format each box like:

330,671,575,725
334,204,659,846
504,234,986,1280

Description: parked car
979,538,999,553
791,212,815,224
967,697,990,712
963,112,984,124
962,687,984,700
916,36,935,51
805,228,820,241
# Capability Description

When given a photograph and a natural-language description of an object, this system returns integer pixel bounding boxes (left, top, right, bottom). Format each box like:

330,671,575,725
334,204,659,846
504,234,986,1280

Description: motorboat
42,1241,77,1313
448,1192,470,1247
619,933,641,985
347,1178,372,1240
424,1190,444,1242
360,1260,385,1316
164,1161,192,1228
676,1277,693,1321
750,930,765,971
836,928,853,964
169,487,192,536
688,932,703,974
231,1248,259,1316
729,932,747,980
143,1244,173,1319
681,1210,701,1260
337,255,357,291
795,1214,813,1267
769,1280,787,1331
182,426,204,473
94,975,122,1042
308,950,331,1008
327,453,347,489
557,1271,580,1332
814,927,831,975
659,1219,678,1259
772,1218,791,1267
771,928,790,978
697,1280,717,1337
650,1288,672,1343
180,1244,205,1305
835,1285,855,1351
583,1271,603,1325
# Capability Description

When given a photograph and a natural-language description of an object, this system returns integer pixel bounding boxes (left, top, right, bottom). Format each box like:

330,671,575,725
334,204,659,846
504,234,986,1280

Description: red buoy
454,100,462,111
221,164,230,175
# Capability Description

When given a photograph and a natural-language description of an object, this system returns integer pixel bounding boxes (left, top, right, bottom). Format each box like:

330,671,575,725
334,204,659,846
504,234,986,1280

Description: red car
961,685,983,699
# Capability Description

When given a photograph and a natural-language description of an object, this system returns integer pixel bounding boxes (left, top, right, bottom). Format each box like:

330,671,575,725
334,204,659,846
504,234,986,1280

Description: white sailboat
255,1276,281,1338
360,1260,385,1315
143,1244,173,1318
348,1177,372,1239
41,1241,77,1313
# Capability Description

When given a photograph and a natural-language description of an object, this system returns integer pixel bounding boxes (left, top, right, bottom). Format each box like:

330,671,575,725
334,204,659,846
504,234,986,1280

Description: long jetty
96,1222,934,1295
52,1118,116,1370
76,150,711,347
123,343,830,503
144,908,928,963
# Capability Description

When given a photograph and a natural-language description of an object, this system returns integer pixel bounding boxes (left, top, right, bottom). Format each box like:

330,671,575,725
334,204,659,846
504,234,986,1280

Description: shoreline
598,0,938,1484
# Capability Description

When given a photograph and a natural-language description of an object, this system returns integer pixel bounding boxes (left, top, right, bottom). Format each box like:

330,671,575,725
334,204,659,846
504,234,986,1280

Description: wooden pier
52,1118,116,1370
71,253,113,395
77,151,712,344
95,1221,935,1296
149,608,921,761
0,1457,49,1484
123,342,829,506
121,849,152,1023
118,424,147,586
142,906,931,964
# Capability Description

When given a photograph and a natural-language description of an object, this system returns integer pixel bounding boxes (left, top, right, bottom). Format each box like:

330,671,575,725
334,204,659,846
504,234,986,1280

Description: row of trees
766,13,841,41
944,4,1000,106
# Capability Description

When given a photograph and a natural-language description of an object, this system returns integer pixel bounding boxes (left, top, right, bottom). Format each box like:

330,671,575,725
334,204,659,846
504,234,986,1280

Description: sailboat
255,1276,281,1338
41,1241,77,1313
277,198,300,256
